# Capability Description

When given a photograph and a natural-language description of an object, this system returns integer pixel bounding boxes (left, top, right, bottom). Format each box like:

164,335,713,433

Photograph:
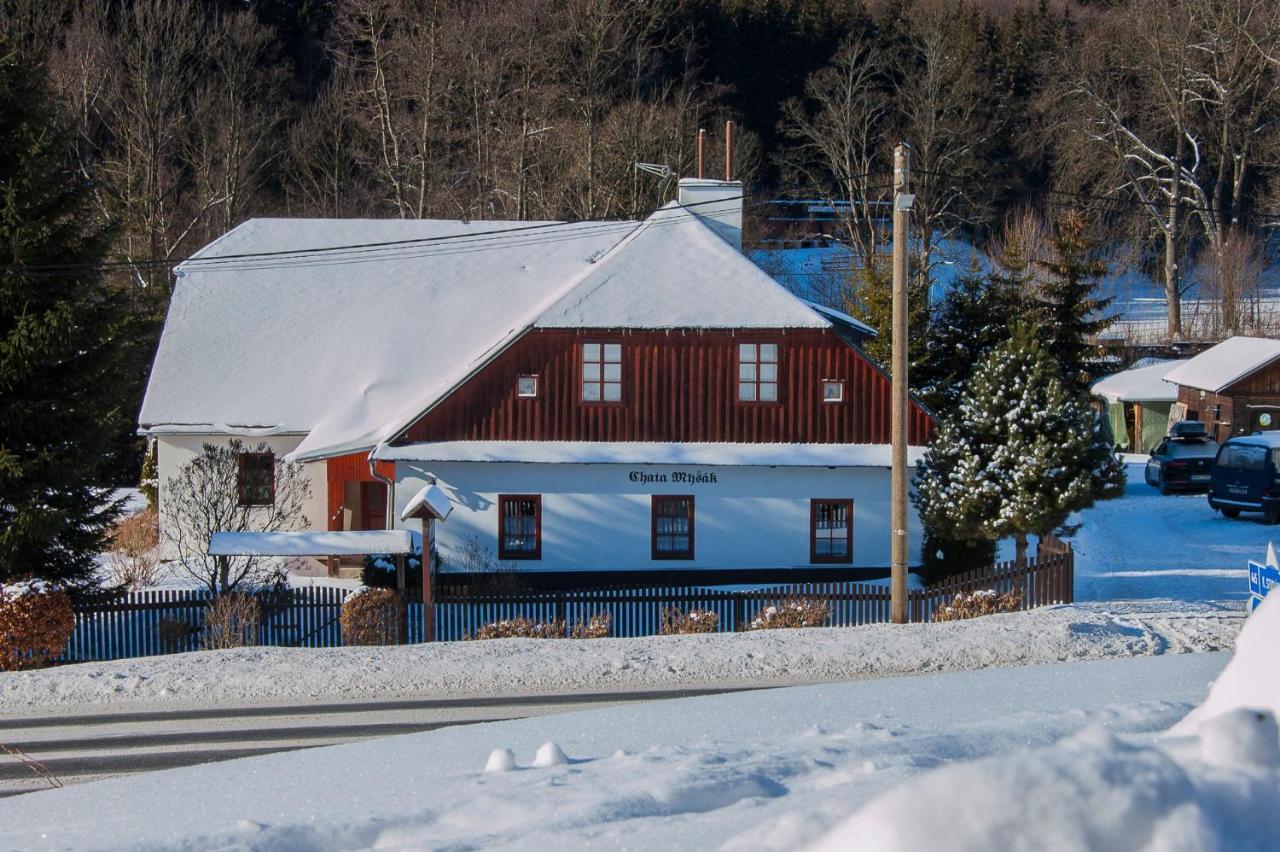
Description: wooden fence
59,544,1072,662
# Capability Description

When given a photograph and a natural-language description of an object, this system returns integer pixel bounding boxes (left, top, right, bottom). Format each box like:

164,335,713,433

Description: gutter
368,451,396,531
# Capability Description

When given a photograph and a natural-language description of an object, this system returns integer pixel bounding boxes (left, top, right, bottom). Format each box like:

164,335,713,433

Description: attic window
823,380,845,403
738,343,779,402
582,342,622,403
517,374,539,398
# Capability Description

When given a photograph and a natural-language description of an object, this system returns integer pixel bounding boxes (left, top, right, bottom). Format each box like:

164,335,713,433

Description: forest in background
3,0,1280,482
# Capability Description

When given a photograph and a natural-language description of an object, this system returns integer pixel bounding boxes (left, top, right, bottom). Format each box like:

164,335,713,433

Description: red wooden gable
393,328,933,446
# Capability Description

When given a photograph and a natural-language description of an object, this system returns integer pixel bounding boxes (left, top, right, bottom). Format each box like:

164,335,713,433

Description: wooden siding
326,453,395,531
396,328,933,445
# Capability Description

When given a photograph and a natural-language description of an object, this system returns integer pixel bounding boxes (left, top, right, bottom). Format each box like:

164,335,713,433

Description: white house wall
154,434,329,558
394,461,922,573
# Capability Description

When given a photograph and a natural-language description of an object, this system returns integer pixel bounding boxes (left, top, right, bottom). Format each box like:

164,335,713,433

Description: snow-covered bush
467,617,565,640
0,582,75,670
106,506,160,590
570,612,611,639
202,593,260,650
748,598,829,630
932,589,1022,622
341,588,405,645
660,607,719,634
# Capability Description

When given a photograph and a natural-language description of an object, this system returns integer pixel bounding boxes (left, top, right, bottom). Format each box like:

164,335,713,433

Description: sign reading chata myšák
629,470,719,485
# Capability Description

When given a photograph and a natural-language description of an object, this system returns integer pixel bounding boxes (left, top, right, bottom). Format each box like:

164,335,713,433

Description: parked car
1208,431,1280,523
1145,420,1219,494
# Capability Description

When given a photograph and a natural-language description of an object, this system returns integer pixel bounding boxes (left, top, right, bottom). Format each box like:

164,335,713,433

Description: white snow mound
532,741,570,768
485,748,518,773
1173,592,1280,735
809,595,1280,852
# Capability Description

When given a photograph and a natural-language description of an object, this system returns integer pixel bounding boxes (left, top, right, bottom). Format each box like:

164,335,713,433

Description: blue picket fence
58,545,1072,662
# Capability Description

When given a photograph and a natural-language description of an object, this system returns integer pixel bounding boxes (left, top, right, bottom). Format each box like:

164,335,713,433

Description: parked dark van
1208,432,1280,522
1145,420,1218,494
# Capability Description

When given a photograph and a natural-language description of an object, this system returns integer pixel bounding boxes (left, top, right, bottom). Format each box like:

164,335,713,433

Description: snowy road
0,687,753,798
0,651,1232,851
1070,461,1270,601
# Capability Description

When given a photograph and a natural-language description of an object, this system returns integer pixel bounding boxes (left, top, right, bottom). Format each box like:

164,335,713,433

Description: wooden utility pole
891,143,912,624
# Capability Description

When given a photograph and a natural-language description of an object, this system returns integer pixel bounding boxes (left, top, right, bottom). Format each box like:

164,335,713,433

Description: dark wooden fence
59,544,1072,662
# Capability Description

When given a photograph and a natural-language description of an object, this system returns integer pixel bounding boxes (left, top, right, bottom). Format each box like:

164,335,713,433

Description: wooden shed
1163,337,1280,442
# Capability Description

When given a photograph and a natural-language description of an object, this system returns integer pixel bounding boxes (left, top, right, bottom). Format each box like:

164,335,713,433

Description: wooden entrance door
360,482,387,530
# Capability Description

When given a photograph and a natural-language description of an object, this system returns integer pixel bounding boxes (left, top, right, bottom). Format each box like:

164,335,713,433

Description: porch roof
208,529,414,557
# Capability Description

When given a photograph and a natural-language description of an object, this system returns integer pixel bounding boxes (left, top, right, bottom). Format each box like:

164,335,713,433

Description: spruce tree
0,45,127,593
916,259,1019,413
843,253,929,378
913,324,1119,567
1034,211,1114,395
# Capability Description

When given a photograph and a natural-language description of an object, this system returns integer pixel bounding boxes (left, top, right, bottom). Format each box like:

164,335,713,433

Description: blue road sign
1250,594,1266,613
1249,561,1280,598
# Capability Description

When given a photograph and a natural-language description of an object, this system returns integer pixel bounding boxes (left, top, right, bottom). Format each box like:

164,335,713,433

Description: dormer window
738,342,778,402
582,342,622,403
822,380,845,403
517,374,539,398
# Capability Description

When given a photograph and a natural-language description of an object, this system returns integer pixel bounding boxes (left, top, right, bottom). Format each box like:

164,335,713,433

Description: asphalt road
0,687,753,798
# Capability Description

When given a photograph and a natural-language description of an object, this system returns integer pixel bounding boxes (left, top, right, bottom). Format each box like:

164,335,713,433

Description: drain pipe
368,449,395,531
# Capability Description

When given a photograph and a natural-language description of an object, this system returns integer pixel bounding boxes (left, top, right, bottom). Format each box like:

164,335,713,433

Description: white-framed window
738,342,779,402
822,380,845,403
582,342,622,403
517,374,539,398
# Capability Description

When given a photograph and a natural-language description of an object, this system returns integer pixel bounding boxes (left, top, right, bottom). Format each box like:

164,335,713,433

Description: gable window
237,452,275,507
582,342,622,403
652,496,694,559
738,343,778,402
498,494,541,559
822,380,845,403
517,374,539,398
810,499,853,563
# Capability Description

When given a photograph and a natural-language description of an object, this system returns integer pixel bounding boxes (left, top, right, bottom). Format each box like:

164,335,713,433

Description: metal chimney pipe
724,120,735,181
697,128,706,179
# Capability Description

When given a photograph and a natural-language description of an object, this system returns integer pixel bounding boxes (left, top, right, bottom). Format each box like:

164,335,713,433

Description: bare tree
160,441,310,595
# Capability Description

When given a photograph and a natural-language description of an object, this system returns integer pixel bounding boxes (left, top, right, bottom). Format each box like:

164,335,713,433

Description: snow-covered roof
1162,337,1280,393
533,203,827,330
374,440,926,467
208,529,414,556
802,300,877,337
142,206,834,462
1091,360,1186,403
401,483,454,522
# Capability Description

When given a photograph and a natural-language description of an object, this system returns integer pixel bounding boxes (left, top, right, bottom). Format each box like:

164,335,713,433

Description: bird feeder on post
400,481,454,643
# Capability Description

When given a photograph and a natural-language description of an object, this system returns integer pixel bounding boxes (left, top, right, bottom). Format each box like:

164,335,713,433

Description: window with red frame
581,342,622,402
651,495,694,559
737,342,779,402
498,495,541,559
810,499,853,563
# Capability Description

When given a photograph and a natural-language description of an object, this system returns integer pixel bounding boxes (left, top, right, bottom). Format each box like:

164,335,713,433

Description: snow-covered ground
1070,462,1270,602
0,651,1235,850
0,599,1239,712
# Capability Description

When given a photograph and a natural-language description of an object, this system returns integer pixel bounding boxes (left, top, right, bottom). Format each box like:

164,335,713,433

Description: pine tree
1034,211,1114,395
916,258,1019,413
913,324,1121,566
843,253,930,379
0,45,128,593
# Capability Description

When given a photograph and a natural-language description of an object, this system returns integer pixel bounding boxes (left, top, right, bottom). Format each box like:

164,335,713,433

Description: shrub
660,607,719,635
748,597,829,630
932,589,1023,622
156,616,196,653
106,506,161,589
202,593,260,650
0,583,75,671
341,588,405,645
570,612,611,639
360,552,423,590
467,617,565,640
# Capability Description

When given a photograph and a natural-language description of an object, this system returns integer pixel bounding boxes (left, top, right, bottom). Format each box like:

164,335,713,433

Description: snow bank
1173,592,1280,734
810,595,1280,852
0,601,1240,711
